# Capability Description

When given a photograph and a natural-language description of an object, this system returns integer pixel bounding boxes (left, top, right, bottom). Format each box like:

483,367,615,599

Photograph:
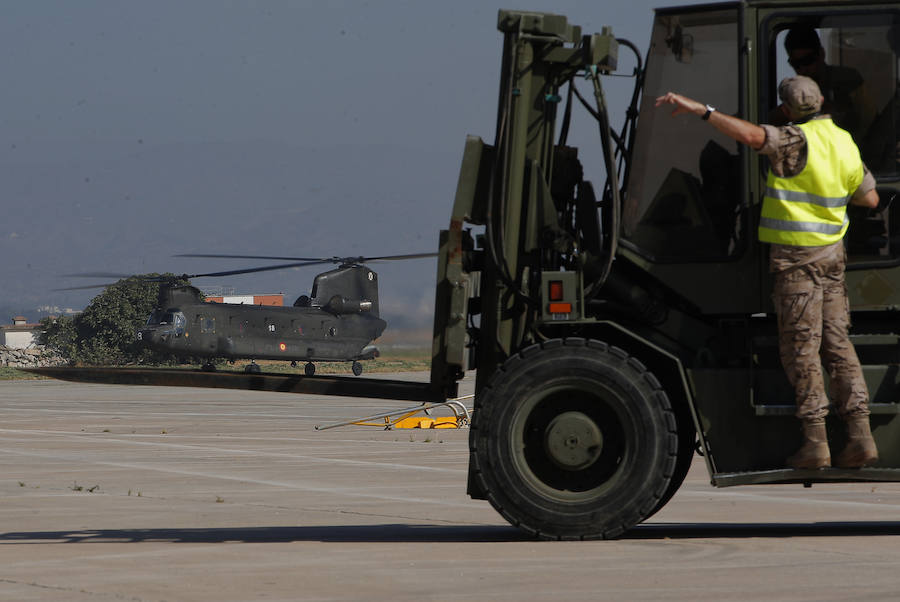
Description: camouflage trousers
772,244,870,421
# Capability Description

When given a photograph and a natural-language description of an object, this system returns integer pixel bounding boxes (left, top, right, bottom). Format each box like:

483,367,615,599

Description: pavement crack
241,501,492,525
0,577,151,601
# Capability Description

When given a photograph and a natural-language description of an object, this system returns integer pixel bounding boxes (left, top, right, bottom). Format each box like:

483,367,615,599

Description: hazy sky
2,1,682,145
0,0,711,319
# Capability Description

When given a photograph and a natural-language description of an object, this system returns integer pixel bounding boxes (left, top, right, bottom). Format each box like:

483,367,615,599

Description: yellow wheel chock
314,395,473,430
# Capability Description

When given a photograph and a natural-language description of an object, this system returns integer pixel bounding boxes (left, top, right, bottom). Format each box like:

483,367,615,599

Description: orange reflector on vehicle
549,302,572,314
549,280,564,301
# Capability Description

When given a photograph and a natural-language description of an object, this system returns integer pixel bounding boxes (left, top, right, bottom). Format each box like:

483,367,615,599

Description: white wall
1,330,38,349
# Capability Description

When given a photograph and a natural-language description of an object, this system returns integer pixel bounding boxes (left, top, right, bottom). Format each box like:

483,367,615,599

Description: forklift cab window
770,16,900,176
767,14,900,262
624,8,744,262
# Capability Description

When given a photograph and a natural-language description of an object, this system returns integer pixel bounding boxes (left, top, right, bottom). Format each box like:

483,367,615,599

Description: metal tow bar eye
544,411,603,470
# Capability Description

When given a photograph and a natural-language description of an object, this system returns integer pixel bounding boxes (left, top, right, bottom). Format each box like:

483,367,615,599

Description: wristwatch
701,104,716,120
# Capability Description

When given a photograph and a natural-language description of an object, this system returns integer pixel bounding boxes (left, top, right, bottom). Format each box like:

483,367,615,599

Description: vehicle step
713,467,900,487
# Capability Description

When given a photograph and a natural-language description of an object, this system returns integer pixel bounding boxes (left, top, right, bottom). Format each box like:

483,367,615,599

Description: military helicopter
72,253,436,376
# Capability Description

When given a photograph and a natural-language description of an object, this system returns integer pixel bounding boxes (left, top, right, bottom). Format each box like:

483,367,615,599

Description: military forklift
33,0,900,539
427,0,900,539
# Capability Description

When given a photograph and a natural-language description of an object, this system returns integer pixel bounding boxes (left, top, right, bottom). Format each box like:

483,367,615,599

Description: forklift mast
430,10,621,393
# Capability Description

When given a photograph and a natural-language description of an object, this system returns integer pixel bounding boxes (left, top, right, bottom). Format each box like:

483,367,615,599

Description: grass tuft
0,367,48,381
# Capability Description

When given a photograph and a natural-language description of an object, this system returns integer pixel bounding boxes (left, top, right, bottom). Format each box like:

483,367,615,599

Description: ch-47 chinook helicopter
77,252,436,376
146,252,437,375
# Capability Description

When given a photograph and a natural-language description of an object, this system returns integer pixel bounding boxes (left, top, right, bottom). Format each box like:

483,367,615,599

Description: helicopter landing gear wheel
470,338,678,540
304,362,315,376
351,361,363,376
201,362,217,372
244,362,261,374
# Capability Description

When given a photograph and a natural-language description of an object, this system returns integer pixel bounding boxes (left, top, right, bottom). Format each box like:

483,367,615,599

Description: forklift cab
624,1,900,311
618,1,900,476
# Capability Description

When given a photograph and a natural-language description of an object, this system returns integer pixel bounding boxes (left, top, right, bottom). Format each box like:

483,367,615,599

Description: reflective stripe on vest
763,187,851,208
758,118,862,246
759,214,848,235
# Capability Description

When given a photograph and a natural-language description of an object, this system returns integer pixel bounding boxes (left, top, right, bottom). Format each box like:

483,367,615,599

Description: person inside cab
769,25,877,147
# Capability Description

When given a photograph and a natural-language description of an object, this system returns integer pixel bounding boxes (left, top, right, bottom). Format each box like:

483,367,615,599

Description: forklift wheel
469,338,678,540
645,405,696,521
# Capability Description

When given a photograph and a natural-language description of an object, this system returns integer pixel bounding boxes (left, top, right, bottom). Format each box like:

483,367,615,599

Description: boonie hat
778,75,823,117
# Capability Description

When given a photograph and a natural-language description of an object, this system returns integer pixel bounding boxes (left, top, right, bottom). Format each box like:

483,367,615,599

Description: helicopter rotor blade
174,253,324,261
359,252,439,262
175,252,438,264
53,282,120,291
54,274,183,291
61,272,135,279
59,260,340,287
58,252,441,291
184,259,336,279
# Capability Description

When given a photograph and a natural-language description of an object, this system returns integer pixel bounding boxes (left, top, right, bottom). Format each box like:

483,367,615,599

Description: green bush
40,274,191,365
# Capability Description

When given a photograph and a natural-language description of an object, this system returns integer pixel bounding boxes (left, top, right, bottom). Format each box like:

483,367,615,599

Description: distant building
1,316,42,349
205,294,284,306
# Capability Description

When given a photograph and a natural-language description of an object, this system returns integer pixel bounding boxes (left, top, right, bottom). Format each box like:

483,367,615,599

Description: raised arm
655,92,766,150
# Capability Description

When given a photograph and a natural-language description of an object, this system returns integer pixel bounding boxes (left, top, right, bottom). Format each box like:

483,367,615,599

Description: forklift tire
645,415,696,520
470,338,678,540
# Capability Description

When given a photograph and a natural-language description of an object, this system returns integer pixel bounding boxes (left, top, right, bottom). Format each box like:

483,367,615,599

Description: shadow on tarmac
628,521,900,539
4,521,900,543
0,524,527,544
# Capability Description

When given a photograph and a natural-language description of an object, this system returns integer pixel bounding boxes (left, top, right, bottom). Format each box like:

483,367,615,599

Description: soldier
769,26,877,147
656,76,880,469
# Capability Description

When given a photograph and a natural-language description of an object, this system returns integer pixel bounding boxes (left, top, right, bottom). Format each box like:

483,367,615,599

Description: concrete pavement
3,374,900,601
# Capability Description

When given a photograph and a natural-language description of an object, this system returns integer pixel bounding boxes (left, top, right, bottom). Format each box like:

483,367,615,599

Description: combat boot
834,416,878,468
786,419,831,469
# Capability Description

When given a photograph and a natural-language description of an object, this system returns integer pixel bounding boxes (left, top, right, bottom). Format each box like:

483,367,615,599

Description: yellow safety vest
758,118,864,246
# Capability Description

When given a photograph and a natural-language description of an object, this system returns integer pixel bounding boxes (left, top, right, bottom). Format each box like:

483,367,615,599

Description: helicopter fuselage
138,301,384,362
137,265,387,365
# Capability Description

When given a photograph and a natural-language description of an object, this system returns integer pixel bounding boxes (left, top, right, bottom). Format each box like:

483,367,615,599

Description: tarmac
4,372,900,601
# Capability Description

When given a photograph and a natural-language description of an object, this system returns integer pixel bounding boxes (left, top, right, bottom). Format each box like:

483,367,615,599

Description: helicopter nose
137,328,158,345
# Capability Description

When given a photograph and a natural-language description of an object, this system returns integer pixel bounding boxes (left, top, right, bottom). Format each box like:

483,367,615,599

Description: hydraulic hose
613,38,644,199
586,65,621,296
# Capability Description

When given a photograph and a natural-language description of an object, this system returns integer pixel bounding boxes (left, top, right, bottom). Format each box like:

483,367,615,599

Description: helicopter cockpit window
147,310,185,335
624,8,744,262
146,310,176,326
173,312,186,337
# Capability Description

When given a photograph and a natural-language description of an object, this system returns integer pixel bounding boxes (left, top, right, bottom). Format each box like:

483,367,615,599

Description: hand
655,92,704,117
